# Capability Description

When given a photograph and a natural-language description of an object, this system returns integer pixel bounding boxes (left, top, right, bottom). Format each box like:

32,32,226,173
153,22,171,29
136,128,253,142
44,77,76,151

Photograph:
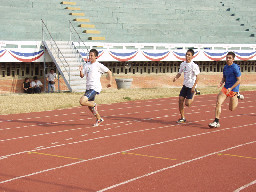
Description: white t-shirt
46,73,57,81
178,61,200,88
31,80,43,88
82,61,109,93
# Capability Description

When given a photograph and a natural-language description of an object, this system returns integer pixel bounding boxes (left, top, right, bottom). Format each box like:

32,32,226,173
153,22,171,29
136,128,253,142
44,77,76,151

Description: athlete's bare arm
227,76,241,93
191,75,199,93
79,65,84,78
173,73,181,82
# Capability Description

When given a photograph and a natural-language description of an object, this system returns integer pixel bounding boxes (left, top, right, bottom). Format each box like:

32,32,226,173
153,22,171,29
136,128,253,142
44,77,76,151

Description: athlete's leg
88,105,101,120
209,91,227,128
179,96,185,119
185,92,196,107
229,94,238,111
80,95,94,107
215,91,227,119
80,90,102,120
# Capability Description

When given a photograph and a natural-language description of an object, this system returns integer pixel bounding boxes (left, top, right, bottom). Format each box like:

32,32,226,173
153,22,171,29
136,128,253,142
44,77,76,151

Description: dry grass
0,86,255,115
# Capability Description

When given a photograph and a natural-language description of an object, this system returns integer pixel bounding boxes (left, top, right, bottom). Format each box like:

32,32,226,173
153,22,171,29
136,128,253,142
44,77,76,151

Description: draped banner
203,51,228,61
234,51,256,61
0,49,256,62
0,50,44,62
142,51,170,61
109,51,138,61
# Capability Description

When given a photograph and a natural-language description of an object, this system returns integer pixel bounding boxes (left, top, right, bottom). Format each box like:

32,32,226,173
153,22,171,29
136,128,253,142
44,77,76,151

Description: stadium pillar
43,45,46,93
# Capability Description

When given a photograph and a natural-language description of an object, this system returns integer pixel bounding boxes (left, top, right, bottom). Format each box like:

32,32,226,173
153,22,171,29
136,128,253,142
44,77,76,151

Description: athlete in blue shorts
209,52,244,128
79,49,112,126
173,49,200,123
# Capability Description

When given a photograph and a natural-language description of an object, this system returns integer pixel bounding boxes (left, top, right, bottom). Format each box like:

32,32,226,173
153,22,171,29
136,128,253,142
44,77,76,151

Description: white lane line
234,180,256,192
0,113,255,142
98,140,256,192
1,120,255,161
1,139,255,186
1,97,248,123
1,101,254,131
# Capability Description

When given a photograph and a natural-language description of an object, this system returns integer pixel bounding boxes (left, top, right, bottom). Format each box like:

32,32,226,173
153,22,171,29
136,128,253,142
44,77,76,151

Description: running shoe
94,118,104,127
195,89,201,95
208,121,220,128
177,118,186,123
237,93,244,100
92,103,98,116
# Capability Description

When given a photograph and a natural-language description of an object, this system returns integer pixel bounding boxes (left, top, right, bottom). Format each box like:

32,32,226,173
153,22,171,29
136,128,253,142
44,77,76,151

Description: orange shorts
222,87,237,97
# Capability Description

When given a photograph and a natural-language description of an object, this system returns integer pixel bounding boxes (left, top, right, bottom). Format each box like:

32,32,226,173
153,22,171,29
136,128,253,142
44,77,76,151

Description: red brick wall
0,78,69,93
0,73,255,93
101,73,256,89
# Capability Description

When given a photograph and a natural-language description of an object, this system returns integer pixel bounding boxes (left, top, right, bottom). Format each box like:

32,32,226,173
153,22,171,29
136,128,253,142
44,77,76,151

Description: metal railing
69,20,89,65
41,19,71,90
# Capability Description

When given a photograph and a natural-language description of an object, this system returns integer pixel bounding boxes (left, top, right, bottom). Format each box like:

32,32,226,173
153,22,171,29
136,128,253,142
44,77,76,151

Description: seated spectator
23,77,32,94
31,76,43,93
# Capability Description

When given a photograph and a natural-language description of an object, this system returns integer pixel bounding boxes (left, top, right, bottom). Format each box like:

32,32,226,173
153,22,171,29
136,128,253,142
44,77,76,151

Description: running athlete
79,49,112,126
208,52,244,128
173,49,200,123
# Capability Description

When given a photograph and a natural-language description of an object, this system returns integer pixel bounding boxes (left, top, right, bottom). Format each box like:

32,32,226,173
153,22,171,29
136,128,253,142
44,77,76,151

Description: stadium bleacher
0,0,255,43
220,0,256,33
0,0,255,93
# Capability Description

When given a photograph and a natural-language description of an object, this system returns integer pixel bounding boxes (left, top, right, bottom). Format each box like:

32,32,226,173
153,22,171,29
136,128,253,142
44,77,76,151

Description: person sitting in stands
31,76,43,93
23,77,32,94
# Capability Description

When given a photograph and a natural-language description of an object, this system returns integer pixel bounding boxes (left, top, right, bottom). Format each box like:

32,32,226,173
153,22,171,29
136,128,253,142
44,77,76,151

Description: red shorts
222,87,237,97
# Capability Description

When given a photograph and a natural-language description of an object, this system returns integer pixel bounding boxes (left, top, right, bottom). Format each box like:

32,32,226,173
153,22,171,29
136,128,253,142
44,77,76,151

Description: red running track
0,91,256,192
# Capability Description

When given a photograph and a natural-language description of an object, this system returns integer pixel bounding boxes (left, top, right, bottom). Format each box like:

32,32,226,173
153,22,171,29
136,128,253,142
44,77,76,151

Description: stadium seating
0,0,255,43
221,0,256,32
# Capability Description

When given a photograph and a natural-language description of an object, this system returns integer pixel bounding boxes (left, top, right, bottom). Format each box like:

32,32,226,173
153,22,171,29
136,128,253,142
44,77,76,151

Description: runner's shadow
179,122,209,129
0,119,89,128
106,116,176,125
0,186,20,192
0,173,96,192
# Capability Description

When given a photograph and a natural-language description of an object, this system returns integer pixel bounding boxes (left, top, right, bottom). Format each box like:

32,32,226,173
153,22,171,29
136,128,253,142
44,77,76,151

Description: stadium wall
0,41,255,93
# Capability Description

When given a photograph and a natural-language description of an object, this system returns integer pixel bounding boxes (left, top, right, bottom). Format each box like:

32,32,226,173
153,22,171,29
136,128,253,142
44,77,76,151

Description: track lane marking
122,152,180,161
1,112,255,142
218,153,256,160
0,131,256,185
1,120,256,160
234,180,256,192
98,140,256,192
1,95,253,127
28,152,84,161
0,101,254,132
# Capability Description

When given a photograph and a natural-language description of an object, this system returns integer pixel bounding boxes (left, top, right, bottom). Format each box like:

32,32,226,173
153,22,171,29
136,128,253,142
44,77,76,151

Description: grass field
0,86,255,115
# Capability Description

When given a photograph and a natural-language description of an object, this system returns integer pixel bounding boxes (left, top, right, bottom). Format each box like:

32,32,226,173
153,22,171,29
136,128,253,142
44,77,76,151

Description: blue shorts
179,85,195,99
84,89,99,101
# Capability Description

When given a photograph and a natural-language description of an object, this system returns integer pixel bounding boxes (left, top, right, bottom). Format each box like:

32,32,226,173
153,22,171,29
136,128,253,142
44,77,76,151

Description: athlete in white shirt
173,49,200,123
79,49,112,126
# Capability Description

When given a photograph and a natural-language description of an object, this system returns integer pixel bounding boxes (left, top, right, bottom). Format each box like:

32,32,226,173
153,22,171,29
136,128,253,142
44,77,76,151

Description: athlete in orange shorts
208,52,244,128
221,87,237,97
